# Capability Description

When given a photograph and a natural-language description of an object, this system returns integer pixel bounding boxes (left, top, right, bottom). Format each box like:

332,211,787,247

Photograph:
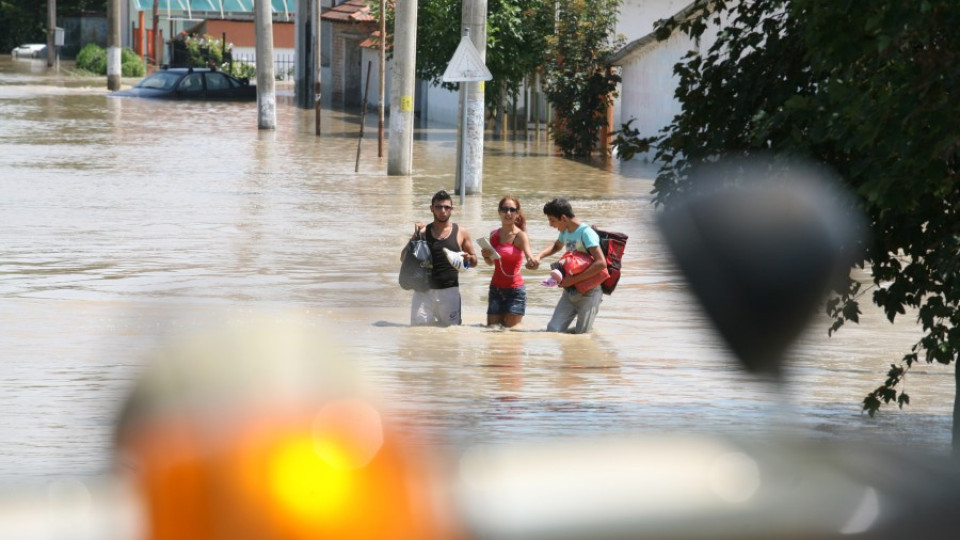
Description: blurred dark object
452,435,960,540
657,156,865,380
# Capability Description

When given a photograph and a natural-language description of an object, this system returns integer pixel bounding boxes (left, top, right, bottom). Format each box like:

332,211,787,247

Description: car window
137,72,181,90
205,72,231,91
178,73,203,92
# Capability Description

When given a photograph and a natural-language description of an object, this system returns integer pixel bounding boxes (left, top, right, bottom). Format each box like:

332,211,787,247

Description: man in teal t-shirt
530,198,607,333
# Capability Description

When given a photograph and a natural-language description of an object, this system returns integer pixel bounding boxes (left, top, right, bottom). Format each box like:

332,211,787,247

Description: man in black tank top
402,190,478,326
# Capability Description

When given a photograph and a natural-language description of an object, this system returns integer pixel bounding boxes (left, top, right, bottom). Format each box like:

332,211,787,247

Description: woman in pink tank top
479,196,537,328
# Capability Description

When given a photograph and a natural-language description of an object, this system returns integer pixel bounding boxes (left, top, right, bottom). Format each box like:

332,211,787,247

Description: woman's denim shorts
487,284,526,316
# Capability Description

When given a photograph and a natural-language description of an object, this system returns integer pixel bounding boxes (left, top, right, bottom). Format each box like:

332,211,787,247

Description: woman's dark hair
498,195,526,231
543,198,575,219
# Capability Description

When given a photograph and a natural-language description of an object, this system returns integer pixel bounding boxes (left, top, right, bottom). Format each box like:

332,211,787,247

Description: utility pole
294,0,315,109
459,0,487,195
107,0,121,90
388,0,417,176
255,0,277,129
378,0,386,157
313,0,321,135
46,0,56,68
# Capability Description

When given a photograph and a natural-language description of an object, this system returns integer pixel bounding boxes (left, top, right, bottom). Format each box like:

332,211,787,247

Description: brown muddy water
0,56,954,482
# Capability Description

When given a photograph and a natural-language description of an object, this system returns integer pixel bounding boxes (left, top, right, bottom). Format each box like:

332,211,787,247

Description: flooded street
0,57,954,482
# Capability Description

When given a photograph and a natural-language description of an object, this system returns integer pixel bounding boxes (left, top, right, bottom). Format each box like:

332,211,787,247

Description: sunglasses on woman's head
499,206,518,214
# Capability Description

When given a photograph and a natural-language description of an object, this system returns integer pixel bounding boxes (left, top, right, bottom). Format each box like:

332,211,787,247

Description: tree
616,0,960,450
0,1,107,53
542,0,623,157
372,0,554,124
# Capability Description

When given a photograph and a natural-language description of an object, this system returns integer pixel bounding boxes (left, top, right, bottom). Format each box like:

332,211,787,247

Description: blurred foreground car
109,67,256,101
11,43,47,58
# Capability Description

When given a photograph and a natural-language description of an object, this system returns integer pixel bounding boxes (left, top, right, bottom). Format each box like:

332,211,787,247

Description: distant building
321,0,378,107
610,0,721,159
124,0,298,65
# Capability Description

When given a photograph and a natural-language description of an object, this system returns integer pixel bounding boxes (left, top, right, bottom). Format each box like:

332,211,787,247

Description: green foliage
121,47,145,77
177,33,230,68
0,1,107,52
0,1,44,53
612,119,655,161
74,43,144,77
635,1,960,432
225,61,256,80
371,0,554,116
75,42,106,73
542,0,623,157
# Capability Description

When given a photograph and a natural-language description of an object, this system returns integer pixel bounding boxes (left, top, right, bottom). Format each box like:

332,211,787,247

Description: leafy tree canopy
373,0,554,112
375,0,622,156
1,1,107,52
542,0,622,157
621,0,960,446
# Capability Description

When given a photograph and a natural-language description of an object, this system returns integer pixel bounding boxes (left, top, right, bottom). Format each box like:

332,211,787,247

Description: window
205,72,231,91
178,73,203,92
138,72,181,90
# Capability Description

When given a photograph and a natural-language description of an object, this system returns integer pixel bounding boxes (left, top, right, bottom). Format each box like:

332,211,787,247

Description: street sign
442,35,492,83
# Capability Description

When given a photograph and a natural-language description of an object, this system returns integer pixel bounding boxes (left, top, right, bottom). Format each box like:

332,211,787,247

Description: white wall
616,0,692,41
423,82,460,127
616,31,698,143
360,47,393,108
613,1,725,160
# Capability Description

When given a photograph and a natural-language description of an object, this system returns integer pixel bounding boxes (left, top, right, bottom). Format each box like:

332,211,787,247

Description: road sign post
442,29,492,206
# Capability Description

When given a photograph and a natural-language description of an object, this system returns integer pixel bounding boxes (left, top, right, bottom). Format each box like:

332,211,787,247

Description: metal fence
230,53,296,80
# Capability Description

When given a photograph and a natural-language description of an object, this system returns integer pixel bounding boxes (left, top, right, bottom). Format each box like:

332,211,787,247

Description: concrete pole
388,0,418,176
107,0,121,90
294,0,314,108
460,0,487,195
255,0,277,129
313,0,322,135
378,0,386,157
46,0,56,68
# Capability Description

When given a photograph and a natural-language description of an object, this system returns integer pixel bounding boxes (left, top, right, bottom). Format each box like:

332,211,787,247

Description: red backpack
592,226,628,295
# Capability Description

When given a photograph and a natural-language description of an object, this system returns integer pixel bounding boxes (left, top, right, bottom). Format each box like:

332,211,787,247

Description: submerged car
11,43,47,58
109,67,256,101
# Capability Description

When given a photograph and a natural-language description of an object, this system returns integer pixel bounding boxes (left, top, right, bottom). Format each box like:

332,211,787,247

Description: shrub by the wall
75,43,106,74
75,43,144,77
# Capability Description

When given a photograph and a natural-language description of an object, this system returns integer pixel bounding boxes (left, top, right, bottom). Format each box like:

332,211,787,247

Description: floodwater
0,57,954,482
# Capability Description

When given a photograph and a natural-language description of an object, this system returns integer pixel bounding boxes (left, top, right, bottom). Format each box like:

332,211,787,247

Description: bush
224,61,256,80
121,48,145,77
75,43,144,77
75,42,106,74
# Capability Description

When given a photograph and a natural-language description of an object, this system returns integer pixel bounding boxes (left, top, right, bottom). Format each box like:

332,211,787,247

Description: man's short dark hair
432,190,452,206
543,198,575,219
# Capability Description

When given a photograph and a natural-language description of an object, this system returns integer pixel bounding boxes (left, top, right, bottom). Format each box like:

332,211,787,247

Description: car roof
157,67,217,74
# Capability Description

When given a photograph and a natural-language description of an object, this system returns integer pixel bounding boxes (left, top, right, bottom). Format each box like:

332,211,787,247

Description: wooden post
378,0,386,156
138,11,146,64
356,61,373,172
255,0,277,129
154,1,162,66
